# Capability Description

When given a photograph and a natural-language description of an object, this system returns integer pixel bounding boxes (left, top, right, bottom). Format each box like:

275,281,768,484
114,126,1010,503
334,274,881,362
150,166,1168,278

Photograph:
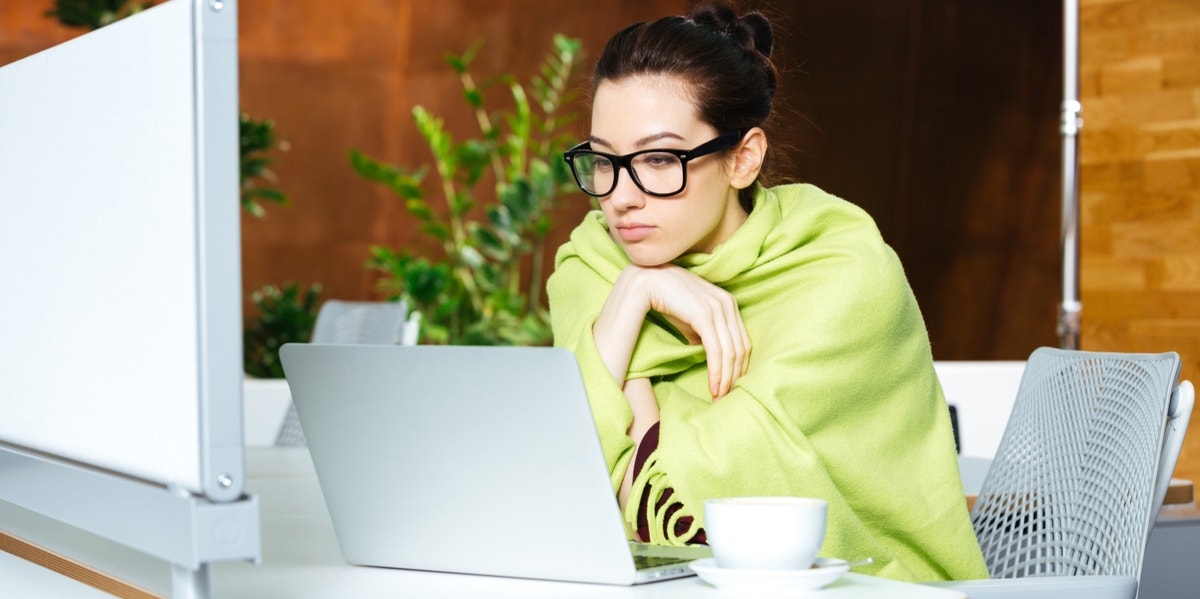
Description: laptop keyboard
633,554,693,570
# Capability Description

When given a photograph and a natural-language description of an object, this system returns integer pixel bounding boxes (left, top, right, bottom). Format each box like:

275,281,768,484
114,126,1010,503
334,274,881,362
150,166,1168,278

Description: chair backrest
275,299,409,446
310,299,408,345
970,347,1182,581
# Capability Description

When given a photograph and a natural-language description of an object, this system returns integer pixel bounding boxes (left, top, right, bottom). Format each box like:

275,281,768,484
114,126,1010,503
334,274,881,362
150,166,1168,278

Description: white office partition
0,0,260,596
934,361,1026,460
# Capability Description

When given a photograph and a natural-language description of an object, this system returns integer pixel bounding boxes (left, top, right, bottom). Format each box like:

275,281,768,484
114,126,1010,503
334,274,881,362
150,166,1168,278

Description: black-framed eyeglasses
562,131,743,198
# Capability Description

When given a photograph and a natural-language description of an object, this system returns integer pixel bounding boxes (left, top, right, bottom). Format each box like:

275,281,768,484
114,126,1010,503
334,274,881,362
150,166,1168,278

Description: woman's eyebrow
587,135,613,149
588,131,687,150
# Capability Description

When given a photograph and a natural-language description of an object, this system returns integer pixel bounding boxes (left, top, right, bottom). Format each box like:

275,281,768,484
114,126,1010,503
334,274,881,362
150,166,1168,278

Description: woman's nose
606,168,645,211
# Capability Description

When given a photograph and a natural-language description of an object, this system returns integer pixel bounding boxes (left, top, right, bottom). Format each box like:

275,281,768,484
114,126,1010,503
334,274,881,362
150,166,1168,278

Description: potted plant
350,34,584,346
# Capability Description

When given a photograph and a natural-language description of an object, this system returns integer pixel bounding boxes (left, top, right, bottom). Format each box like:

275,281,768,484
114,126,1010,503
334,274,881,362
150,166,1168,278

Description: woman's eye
642,153,678,168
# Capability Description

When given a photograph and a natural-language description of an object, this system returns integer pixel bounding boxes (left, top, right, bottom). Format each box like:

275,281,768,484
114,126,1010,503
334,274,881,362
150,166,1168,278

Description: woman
546,1,987,582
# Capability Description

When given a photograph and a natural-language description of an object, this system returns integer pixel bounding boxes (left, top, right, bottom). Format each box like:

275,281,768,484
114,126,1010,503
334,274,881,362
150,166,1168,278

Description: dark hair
591,0,779,212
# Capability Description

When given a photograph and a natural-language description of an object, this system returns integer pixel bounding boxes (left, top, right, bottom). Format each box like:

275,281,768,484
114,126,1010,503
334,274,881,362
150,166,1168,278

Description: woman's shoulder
759,183,893,263
767,183,877,228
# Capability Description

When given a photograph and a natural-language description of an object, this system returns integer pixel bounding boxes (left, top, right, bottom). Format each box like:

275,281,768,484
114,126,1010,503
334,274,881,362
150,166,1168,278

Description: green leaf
459,245,486,269
404,198,435,222
456,140,490,186
413,107,456,173
470,222,510,261
405,260,448,305
509,83,532,139
242,187,291,207
349,149,426,200
421,222,451,242
503,178,540,224
498,180,534,223
239,113,290,217
241,157,271,177
528,159,555,199
445,39,484,74
445,54,468,74
46,0,149,30
463,89,484,109
486,205,510,227
366,245,403,273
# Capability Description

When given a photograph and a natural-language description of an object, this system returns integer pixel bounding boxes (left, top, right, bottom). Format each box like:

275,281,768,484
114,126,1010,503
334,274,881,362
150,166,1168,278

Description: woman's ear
728,127,767,190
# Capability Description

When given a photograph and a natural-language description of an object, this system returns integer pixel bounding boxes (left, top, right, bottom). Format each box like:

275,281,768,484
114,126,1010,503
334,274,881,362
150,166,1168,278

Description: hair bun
739,12,773,58
688,2,773,59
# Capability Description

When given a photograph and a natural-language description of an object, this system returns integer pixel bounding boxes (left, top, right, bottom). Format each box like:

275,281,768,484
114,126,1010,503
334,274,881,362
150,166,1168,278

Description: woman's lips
616,225,656,241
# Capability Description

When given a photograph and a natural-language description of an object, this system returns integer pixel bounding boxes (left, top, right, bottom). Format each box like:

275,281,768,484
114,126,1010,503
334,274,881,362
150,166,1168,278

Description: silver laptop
279,343,709,585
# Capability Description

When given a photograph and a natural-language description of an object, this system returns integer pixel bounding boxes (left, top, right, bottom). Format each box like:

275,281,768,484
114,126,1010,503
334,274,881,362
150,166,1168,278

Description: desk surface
1,448,965,598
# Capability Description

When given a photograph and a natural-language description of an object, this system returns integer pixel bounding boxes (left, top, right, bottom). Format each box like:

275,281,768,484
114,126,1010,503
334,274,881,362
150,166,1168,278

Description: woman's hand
636,265,751,399
595,264,750,400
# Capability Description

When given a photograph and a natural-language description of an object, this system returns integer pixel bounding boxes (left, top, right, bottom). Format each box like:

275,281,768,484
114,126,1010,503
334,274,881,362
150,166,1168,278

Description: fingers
713,292,751,400
635,265,752,401
713,295,739,399
686,285,748,401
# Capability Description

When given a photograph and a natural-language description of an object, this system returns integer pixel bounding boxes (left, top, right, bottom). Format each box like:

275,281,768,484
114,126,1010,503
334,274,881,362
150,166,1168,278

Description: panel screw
217,473,234,488
209,0,225,12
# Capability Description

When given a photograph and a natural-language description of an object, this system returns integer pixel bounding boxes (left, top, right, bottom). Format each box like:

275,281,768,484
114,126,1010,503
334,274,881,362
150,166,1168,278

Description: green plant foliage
243,283,323,378
351,34,584,346
45,0,150,30
240,113,292,218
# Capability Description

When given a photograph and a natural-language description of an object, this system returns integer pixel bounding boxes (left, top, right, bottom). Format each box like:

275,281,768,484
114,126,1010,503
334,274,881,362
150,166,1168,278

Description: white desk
0,448,964,598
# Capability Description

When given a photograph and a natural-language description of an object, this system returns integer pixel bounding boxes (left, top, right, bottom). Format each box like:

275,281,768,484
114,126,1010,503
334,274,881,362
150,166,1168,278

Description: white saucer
689,557,850,595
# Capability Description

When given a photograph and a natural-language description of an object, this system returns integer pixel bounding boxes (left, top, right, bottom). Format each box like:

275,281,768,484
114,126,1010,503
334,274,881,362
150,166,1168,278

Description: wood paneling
1080,0,1200,483
765,0,1063,360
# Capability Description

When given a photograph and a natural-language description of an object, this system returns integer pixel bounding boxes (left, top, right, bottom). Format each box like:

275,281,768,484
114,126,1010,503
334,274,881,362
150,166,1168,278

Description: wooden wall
773,0,1063,360
1079,0,1200,483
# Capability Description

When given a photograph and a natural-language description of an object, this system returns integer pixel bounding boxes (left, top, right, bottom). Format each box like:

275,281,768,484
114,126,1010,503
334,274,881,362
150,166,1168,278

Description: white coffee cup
703,496,828,571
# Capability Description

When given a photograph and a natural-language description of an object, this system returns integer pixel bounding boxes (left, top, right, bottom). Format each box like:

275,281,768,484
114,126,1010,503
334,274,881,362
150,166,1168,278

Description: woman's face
589,74,748,266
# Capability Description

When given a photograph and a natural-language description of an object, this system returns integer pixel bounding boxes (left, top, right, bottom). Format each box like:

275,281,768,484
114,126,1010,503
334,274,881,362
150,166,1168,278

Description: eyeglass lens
572,151,685,196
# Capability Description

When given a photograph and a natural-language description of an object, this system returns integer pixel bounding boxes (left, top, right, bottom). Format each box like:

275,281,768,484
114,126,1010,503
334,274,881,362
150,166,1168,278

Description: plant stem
538,50,577,158
528,237,545,311
459,71,507,185
434,157,483,320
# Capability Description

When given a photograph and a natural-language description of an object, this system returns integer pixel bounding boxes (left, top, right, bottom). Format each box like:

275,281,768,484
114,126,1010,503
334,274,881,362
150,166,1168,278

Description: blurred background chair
309,299,410,346
275,299,411,447
925,347,1192,599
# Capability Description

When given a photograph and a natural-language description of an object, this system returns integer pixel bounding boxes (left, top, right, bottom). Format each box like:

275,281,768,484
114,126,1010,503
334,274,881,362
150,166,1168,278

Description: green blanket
547,184,988,582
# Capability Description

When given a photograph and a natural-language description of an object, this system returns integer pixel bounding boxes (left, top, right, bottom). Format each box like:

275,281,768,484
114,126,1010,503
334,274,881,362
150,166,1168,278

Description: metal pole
171,563,212,599
1059,0,1083,350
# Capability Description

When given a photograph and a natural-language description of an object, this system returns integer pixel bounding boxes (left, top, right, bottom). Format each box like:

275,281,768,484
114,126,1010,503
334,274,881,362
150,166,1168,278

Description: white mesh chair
275,300,410,446
309,299,410,346
925,347,1191,599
